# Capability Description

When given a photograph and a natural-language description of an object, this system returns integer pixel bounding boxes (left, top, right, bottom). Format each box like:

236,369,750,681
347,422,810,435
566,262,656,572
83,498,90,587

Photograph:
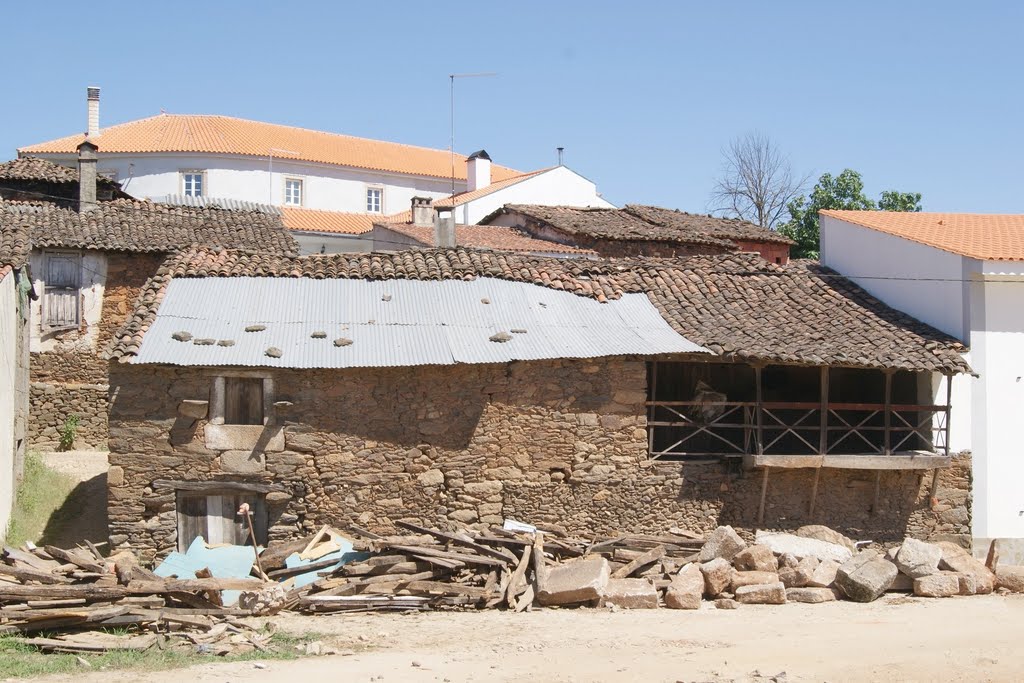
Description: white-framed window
43,250,81,330
284,178,303,206
182,171,205,197
366,186,383,213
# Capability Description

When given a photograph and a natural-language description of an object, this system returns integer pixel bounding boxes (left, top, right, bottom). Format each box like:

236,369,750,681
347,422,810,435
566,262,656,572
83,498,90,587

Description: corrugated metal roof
133,277,708,368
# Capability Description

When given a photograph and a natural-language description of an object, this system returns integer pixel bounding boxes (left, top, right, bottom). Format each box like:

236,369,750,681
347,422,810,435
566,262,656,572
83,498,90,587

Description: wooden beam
808,467,822,517
757,467,769,525
754,364,764,456
152,479,287,494
610,545,666,579
944,373,953,457
871,470,882,516
820,366,829,455
883,370,893,456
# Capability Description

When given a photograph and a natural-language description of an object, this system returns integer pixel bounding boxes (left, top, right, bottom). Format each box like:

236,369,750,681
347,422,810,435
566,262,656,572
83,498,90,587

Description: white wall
292,232,373,255
460,166,615,225
37,153,464,215
0,272,17,539
29,250,107,353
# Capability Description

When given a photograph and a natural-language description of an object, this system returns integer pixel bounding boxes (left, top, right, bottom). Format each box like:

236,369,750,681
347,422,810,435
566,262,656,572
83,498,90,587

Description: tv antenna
449,72,497,196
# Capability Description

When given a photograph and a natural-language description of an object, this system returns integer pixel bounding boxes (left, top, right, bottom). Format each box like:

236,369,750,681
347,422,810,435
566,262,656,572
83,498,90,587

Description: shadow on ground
39,471,109,548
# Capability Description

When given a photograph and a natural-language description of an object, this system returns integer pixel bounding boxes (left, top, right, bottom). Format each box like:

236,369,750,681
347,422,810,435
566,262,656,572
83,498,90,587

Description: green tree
779,169,921,259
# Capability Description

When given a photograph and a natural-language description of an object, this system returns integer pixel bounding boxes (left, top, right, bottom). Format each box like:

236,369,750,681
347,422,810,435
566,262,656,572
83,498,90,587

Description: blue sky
4,1,1021,213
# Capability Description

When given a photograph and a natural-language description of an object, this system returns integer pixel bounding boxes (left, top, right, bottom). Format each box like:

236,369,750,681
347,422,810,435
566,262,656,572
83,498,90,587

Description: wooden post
944,373,953,457
819,366,829,456
757,467,770,525
808,467,822,517
929,469,941,509
648,361,658,456
754,364,764,456
871,470,882,516
883,370,893,456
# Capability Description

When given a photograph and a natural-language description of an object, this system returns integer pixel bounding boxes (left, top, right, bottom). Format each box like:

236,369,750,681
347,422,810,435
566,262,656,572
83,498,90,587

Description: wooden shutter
44,252,80,329
176,491,268,550
224,377,264,425
176,493,208,552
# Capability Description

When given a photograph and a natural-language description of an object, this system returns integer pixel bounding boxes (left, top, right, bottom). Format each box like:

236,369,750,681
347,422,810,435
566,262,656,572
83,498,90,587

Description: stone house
481,204,794,263
106,248,971,560
0,213,33,539
0,153,297,451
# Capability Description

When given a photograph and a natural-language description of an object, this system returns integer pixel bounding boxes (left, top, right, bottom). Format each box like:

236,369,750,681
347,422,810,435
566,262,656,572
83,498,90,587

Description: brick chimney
466,150,491,193
77,139,98,212
434,207,456,248
86,86,100,137
411,196,433,227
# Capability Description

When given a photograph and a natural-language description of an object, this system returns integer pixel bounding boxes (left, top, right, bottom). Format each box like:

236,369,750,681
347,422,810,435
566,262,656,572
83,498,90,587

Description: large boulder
699,526,747,563
894,538,943,578
779,556,819,588
732,545,779,573
995,566,1024,593
785,587,838,603
936,541,995,594
664,563,704,610
600,578,659,609
537,556,610,606
795,525,858,553
754,531,852,564
913,573,960,598
700,558,733,597
735,582,786,605
835,551,898,602
808,559,840,588
731,571,780,591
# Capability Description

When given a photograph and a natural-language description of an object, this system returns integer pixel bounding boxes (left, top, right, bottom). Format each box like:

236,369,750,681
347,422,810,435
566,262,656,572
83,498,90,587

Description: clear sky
4,1,1021,214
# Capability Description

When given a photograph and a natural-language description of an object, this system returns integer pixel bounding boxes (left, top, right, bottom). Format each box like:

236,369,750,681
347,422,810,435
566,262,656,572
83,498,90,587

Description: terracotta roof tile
623,204,794,245
374,221,597,256
0,216,30,278
281,207,378,235
0,157,125,194
821,210,1024,261
111,247,970,375
2,199,297,255
19,114,524,182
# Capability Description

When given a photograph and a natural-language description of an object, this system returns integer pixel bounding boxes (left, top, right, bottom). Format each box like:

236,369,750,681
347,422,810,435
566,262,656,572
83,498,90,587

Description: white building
19,89,613,253
820,210,1024,560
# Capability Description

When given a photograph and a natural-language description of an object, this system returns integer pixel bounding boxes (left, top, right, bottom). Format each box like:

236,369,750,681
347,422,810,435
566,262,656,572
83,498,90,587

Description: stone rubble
835,551,898,602
894,538,943,578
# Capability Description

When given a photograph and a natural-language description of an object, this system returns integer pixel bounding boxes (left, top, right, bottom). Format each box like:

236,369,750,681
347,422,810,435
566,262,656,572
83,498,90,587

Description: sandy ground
36,451,108,548
29,593,1024,682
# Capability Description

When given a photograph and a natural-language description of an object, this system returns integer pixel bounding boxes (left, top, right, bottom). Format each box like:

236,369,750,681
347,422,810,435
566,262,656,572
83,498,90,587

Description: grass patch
0,629,329,678
5,451,78,547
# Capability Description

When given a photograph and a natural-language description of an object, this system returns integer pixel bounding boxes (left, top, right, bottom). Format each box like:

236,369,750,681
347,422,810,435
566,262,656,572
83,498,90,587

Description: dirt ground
37,451,108,548
29,593,1024,682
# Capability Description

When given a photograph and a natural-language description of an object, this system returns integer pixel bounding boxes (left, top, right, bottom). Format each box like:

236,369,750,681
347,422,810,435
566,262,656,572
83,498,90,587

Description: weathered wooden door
176,491,268,551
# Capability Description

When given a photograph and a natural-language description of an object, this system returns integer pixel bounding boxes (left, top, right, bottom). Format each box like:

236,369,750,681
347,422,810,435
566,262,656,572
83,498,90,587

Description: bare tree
709,132,808,230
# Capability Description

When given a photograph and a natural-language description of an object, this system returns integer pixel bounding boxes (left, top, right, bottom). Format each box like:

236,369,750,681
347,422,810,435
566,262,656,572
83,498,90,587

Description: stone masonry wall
107,359,972,560
29,252,163,450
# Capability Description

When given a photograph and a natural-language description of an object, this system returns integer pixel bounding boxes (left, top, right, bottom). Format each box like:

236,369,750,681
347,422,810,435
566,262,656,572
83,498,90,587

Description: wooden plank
395,521,517,563
389,545,506,568
0,564,69,585
409,553,465,571
127,578,269,593
514,583,535,613
266,556,342,579
152,479,286,494
821,454,951,470
610,545,666,579
505,544,533,607
0,585,127,602
531,532,547,597
403,581,489,598
43,546,107,574
3,547,60,572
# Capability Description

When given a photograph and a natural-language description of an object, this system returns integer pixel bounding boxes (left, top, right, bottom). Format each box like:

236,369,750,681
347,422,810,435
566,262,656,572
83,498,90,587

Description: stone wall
28,252,163,450
107,359,972,560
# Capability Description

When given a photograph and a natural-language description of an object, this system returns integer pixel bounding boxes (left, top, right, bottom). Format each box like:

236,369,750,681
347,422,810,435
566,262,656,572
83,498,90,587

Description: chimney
466,149,491,193
434,207,456,248
77,139,98,212
411,196,433,227
86,86,100,137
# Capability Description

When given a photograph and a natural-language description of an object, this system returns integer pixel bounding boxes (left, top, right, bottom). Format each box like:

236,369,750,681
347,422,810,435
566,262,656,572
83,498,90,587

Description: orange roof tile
375,221,596,256
281,207,378,235
432,168,551,208
19,114,523,182
821,210,1024,261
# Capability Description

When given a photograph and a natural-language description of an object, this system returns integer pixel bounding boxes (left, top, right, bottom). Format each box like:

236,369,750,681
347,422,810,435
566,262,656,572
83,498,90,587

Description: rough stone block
178,400,209,419
714,598,738,610
665,563,704,609
913,573,960,598
755,531,852,564
955,572,977,596
835,551,898,602
889,573,914,592
698,526,747,562
730,571,779,591
785,587,837,603
808,559,840,588
700,558,733,597
995,566,1024,593
795,525,858,552
107,465,124,487
936,541,995,595
735,582,786,605
600,578,659,609
538,556,610,606
732,544,779,573
221,450,266,473
205,424,284,452
779,556,819,588
894,538,943,578
417,469,445,486
778,553,800,570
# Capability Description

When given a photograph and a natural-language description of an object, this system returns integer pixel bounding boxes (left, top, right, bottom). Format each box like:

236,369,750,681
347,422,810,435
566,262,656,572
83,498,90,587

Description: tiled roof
491,205,737,248
623,205,794,245
112,248,970,374
281,207,379,235
19,114,524,182
373,221,597,256
821,210,1024,261
0,218,30,279
0,157,124,192
432,169,550,208
1,199,298,255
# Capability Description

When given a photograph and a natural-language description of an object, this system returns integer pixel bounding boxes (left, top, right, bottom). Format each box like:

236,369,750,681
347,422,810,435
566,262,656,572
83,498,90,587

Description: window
176,491,267,551
224,377,265,425
284,178,303,206
366,186,383,213
43,251,81,330
182,171,205,197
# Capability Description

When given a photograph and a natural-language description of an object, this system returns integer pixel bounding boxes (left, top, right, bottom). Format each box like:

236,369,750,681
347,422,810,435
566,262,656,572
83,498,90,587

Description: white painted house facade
821,210,1024,560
